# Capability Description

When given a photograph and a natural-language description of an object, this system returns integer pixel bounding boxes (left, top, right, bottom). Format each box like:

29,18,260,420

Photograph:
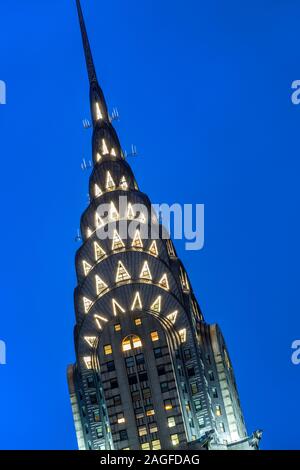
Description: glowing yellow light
96,152,101,162
167,240,176,257
83,296,93,314
95,213,104,229
114,323,121,331
133,336,142,348
95,103,103,120
111,148,116,156
164,404,173,411
83,356,92,369
112,298,125,316
127,203,135,220
117,416,125,424
151,331,159,342
166,310,178,324
120,176,128,190
94,242,106,261
135,318,142,326
178,328,187,343
82,260,92,276
95,275,108,295
146,409,155,416
158,273,169,290
149,240,158,256
151,295,161,313
94,314,108,330
171,434,179,446
116,261,131,282
110,201,119,220
112,230,125,251
132,230,143,249
86,227,92,238
104,344,112,355
94,184,102,197
102,139,109,155
131,292,143,310
106,171,116,191
140,261,152,280
122,338,131,351
84,336,97,347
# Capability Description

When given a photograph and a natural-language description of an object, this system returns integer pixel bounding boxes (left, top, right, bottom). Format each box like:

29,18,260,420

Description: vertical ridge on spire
76,0,97,84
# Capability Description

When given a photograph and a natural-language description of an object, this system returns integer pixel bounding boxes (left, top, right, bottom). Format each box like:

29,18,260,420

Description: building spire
76,0,97,84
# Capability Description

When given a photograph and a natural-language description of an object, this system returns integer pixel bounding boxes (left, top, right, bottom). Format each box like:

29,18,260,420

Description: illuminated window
166,310,178,324
112,230,125,251
178,328,187,343
171,434,179,446
116,261,131,282
151,295,161,313
224,348,231,370
149,240,158,256
141,443,150,450
179,267,189,291
112,298,126,316
111,148,117,156
140,261,152,280
166,240,176,257
167,417,176,428
146,409,155,417
102,138,109,155
95,102,102,120
95,213,104,228
83,296,92,314
194,399,202,411
82,260,92,276
122,335,142,352
117,413,125,424
152,440,161,450
219,422,225,433
132,229,143,249
138,426,147,437
135,318,142,326
96,152,101,162
127,203,135,220
106,171,116,191
138,211,146,223
86,227,92,238
94,241,106,261
120,176,128,190
131,292,142,310
149,423,158,434
104,344,112,355
94,184,102,197
114,323,121,332
95,275,108,295
110,201,119,220
94,314,108,330
151,331,159,342
216,405,222,417
164,400,173,411
191,382,198,395
158,273,169,290
84,336,97,347
83,357,92,370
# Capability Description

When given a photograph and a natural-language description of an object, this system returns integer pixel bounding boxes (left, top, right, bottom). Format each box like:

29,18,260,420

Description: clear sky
0,0,299,450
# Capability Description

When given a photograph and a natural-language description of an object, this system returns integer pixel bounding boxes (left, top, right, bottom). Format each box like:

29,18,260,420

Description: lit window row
93,173,129,198
94,202,147,229
95,140,117,162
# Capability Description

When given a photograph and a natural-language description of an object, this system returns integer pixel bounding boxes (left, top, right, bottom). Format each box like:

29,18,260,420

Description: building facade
67,0,261,451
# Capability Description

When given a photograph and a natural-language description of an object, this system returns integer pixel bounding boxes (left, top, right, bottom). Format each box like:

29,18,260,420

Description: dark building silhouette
67,0,261,451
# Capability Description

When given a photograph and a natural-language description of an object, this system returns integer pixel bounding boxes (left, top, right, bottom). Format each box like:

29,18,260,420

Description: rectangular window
142,388,151,399
146,409,155,417
219,422,225,433
135,408,144,420
106,360,115,372
138,426,147,437
149,423,158,433
152,439,161,450
141,443,150,450
171,434,179,446
187,366,195,377
135,318,142,326
160,382,168,393
139,372,148,382
104,344,112,355
114,323,121,331
157,365,166,376
208,371,215,381
151,331,159,342
153,347,162,358
184,348,192,360
89,393,97,405
113,395,121,406
164,399,173,411
110,379,118,390
194,399,202,411
216,405,222,416
93,410,100,422
96,425,103,438
136,353,145,365
117,413,125,424
212,387,218,398
190,382,198,395
198,416,205,428
87,376,95,388
119,430,128,441
128,374,138,385
167,416,176,428
125,357,135,368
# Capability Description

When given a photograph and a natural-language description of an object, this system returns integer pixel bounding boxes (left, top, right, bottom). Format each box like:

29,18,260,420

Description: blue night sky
0,0,300,450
